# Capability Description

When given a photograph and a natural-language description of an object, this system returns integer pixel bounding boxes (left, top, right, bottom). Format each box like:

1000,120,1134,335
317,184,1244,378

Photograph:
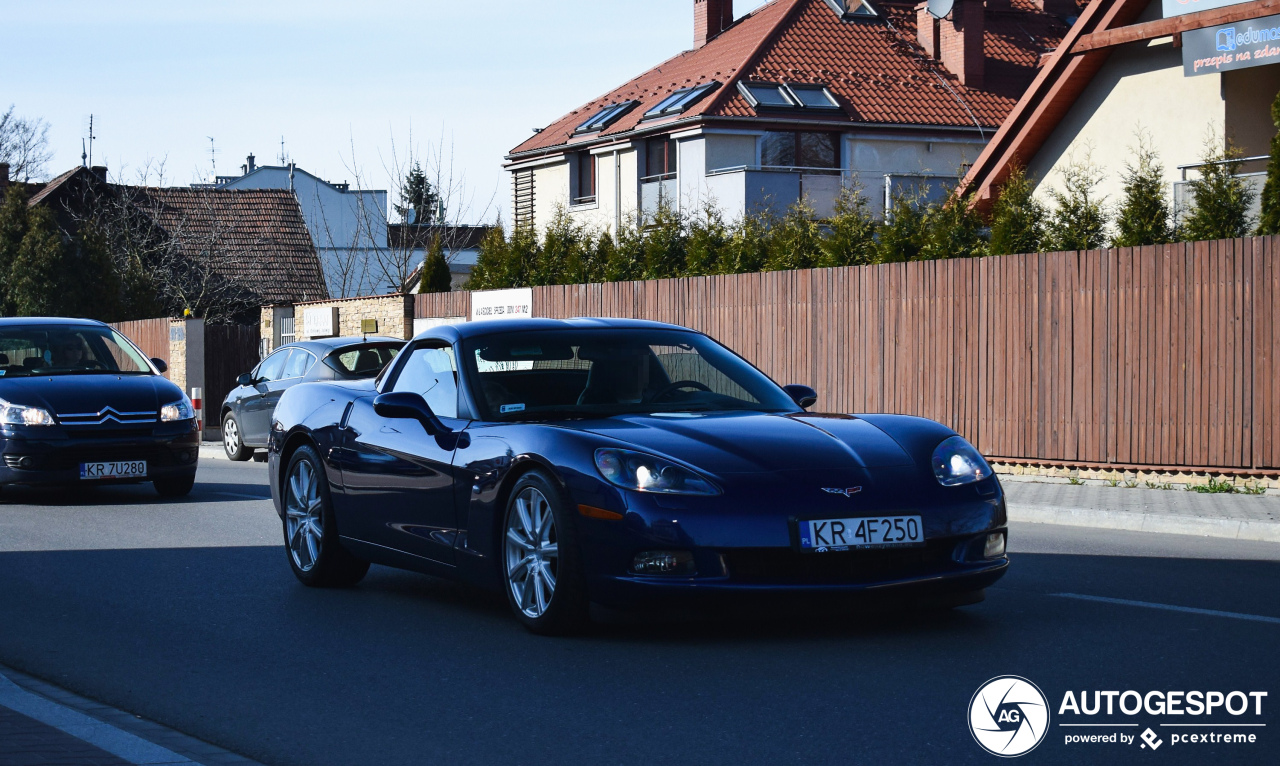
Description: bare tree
339,125,497,293
0,105,53,181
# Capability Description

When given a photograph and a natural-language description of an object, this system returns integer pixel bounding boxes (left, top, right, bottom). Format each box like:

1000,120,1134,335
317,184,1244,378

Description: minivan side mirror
783,384,818,409
237,372,255,386
373,392,449,436
150,358,168,374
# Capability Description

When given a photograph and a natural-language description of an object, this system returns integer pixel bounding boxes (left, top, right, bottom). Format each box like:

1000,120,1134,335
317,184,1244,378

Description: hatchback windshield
463,329,796,421
0,325,154,377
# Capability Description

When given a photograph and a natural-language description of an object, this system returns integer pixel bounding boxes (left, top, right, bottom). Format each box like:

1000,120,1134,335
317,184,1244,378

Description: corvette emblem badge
821,486,862,497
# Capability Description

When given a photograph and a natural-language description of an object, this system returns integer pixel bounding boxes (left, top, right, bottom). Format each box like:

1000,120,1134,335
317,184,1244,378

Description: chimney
1032,0,1077,16
916,4,940,59
937,0,985,88
694,0,733,48
90,165,109,182
247,153,256,173
0,162,8,194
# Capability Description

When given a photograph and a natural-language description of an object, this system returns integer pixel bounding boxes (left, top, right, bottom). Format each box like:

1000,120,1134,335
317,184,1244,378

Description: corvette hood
566,411,915,474
0,374,180,417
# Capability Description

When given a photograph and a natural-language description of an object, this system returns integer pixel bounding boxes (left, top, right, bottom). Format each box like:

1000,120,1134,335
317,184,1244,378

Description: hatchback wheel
283,445,368,587
502,471,587,634
222,413,252,461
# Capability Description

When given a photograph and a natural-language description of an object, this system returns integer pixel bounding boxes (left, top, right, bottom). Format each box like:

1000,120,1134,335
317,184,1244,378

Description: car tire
153,475,195,497
501,470,588,635
222,413,252,461
282,444,369,588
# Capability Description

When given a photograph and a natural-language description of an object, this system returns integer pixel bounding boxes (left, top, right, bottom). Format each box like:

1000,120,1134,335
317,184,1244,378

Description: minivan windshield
0,325,155,377
462,328,796,421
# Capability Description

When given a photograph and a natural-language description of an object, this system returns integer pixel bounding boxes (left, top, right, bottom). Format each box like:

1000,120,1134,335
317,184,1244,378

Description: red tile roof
509,0,1074,158
133,188,329,305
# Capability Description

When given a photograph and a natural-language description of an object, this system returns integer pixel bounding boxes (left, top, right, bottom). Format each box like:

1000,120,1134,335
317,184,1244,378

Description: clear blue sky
8,0,770,223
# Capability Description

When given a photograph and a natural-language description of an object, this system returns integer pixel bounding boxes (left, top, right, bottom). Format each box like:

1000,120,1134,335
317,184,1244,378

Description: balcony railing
704,166,960,220
1173,155,1268,226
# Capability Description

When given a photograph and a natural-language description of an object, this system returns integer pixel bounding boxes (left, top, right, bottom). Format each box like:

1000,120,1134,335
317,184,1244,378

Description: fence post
190,387,203,440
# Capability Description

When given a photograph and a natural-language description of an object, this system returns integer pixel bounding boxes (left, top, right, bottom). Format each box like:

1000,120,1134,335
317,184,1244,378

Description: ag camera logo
969,676,1050,757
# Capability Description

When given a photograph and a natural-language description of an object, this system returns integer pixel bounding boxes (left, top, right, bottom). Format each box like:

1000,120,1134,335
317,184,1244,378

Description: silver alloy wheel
285,459,323,572
223,417,240,455
504,487,559,619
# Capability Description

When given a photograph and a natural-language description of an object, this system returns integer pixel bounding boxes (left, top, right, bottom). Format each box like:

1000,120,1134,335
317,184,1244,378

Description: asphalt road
0,461,1277,765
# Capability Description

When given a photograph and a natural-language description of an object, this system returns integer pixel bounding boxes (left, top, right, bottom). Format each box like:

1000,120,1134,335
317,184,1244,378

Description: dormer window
823,0,878,19
643,81,721,119
737,82,841,111
574,101,638,134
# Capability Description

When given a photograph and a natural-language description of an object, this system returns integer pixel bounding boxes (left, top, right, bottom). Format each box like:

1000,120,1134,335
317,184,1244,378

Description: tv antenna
85,114,96,166
278,136,287,165
207,136,217,178
926,0,954,18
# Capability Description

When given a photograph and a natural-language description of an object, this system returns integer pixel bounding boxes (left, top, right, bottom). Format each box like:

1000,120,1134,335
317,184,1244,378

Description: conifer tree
0,184,32,314
723,209,772,274
1179,139,1255,241
419,236,452,293
1113,135,1173,247
1045,154,1108,251
9,204,68,316
819,186,878,267
988,164,1046,255
920,193,987,260
1256,89,1280,235
642,201,688,279
605,218,645,282
764,200,822,271
686,201,729,276
877,190,927,262
467,225,511,289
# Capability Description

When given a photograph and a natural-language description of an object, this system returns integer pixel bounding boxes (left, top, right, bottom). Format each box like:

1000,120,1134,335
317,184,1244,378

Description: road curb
1008,504,1280,543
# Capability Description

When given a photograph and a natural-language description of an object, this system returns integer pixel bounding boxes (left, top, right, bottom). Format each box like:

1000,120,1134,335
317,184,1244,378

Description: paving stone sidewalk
1002,479,1280,542
0,665,263,766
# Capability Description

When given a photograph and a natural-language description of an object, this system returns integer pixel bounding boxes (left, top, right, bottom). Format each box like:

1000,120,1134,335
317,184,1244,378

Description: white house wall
1025,0,1228,207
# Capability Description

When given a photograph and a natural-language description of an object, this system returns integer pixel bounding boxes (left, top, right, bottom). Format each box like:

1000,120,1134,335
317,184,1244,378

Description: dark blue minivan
0,318,200,497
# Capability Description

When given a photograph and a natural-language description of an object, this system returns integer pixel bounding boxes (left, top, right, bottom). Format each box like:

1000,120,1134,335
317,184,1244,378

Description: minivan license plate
799,515,923,552
80,461,147,480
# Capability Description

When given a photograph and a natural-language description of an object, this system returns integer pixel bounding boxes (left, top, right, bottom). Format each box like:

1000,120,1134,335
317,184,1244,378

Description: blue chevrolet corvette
268,318,1007,633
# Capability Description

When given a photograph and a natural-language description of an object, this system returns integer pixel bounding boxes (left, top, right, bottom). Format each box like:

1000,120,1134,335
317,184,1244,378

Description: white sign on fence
470,288,533,322
303,307,338,338
413,316,466,336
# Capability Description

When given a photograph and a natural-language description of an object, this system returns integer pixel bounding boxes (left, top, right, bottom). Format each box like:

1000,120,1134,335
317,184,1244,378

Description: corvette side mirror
783,384,817,409
237,373,254,386
151,358,169,374
374,392,449,436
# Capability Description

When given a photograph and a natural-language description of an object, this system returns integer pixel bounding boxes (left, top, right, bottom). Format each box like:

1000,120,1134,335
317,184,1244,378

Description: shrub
988,163,1046,255
819,186,878,267
1113,133,1173,247
686,201,730,276
1179,138,1256,241
919,192,987,260
765,200,823,271
642,201,688,279
1045,153,1108,251
878,190,927,262
1258,89,1280,235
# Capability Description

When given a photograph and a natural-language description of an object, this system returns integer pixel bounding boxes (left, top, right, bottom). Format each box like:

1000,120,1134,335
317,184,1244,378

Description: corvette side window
393,345,459,419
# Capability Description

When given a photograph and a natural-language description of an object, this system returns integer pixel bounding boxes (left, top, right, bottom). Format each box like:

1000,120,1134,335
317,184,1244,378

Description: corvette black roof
421,317,690,342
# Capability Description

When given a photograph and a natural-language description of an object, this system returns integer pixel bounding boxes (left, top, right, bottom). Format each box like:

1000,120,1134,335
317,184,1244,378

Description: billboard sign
1183,13,1280,76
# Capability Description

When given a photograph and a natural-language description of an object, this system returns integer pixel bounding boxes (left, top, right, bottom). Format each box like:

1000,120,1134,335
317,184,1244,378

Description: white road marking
1052,593,1280,625
0,672,194,764
213,492,269,500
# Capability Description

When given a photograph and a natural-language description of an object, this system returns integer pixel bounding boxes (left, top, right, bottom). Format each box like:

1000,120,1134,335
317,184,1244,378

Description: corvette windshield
0,325,155,377
464,328,797,421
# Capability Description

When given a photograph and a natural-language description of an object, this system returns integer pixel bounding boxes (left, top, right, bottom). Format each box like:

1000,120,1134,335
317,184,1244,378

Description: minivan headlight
931,435,993,487
594,448,720,495
0,398,55,426
160,395,195,422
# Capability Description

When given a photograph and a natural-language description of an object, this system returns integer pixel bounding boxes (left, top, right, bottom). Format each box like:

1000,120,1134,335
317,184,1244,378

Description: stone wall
293,294,414,340
168,320,188,393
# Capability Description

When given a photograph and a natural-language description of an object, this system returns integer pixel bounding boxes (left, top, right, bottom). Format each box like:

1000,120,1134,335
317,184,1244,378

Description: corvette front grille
721,539,961,585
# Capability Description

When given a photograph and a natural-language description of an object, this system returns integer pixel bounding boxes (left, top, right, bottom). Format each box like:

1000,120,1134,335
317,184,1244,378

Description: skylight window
738,82,796,108
785,84,840,109
737,82,841,111
574,101,638,134
643,82,720,119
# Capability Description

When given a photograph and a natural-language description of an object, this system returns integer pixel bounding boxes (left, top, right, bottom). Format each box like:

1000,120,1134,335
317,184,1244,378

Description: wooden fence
204,324,260,424
414,235,1279,473
111,318,172,380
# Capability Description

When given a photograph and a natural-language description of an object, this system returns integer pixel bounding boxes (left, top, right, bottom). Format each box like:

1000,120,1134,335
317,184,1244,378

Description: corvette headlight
931,435,992,487
594,448,720,495
160,395,195,422
0,398,55,426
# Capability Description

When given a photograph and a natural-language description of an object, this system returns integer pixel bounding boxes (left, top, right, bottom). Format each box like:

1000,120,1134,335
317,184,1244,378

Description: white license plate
799,515,924,552
80,461,147,480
